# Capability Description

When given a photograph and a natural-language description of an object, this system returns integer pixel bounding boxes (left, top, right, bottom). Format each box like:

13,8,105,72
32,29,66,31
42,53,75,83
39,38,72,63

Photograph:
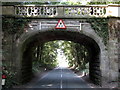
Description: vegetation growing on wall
2,17,30,88
88,18,109,45
2,17,30,66
2,17,30,35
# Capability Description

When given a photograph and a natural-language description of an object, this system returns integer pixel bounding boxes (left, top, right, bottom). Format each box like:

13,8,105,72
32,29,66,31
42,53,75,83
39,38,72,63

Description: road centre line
60,68,63,89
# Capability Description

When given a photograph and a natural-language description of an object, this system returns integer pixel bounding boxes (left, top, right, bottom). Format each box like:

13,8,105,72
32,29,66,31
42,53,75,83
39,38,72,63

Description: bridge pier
117,18,120,88
108,18,119,86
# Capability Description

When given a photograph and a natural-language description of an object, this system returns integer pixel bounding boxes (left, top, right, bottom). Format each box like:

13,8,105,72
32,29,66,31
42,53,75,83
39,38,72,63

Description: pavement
29,67,91,89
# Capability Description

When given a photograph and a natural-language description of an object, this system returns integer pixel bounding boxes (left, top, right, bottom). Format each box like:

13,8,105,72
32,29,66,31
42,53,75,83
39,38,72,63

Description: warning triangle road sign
55,19,66,29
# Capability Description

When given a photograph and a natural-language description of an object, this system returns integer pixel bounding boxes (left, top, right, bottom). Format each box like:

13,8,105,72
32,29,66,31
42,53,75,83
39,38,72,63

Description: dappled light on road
41,84,53,87
31,67,90,88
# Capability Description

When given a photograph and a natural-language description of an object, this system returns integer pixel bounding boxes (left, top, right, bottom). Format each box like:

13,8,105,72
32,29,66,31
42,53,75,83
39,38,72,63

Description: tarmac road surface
31,67,90,89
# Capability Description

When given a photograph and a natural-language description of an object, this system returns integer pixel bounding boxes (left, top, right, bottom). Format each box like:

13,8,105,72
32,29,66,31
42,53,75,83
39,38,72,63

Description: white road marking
60,67,63,89
60,79,63,89
61,74,62,78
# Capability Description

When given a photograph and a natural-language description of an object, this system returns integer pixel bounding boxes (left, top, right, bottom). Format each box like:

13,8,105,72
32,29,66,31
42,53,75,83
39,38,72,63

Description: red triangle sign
55,19,66,29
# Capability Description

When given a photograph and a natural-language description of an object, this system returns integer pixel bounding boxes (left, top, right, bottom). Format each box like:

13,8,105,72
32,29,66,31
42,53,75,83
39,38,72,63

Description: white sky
57,49,69,67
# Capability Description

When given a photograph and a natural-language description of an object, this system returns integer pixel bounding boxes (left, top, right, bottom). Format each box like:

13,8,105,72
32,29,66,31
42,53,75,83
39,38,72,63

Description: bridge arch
15,23,109,86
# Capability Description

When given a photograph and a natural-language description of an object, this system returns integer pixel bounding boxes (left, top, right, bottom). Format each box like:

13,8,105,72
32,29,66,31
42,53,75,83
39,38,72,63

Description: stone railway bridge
2,4,120,87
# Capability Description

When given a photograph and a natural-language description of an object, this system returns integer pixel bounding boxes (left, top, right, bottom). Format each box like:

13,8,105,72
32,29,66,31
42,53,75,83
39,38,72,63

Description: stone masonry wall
108,18,119,83
118,19,120,87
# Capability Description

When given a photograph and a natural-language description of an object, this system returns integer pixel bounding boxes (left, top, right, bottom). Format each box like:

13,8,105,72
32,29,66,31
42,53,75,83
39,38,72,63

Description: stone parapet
1,4,120,18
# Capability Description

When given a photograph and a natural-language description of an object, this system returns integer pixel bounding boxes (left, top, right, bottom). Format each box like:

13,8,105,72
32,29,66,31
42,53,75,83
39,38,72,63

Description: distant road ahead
31,67,90,89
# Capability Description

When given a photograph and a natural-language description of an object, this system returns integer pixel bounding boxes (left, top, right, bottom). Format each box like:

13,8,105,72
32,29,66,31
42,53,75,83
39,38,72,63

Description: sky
57,49,69,68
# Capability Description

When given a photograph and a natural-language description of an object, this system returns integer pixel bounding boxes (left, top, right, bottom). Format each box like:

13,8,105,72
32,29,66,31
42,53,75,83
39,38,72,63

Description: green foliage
2,2,23,5
58,2,81,5
32,40,89,73
88,1,120,5
88,18,109,45
41,44,58,68
32,61,42,73
41,41,59,67
3,71,18,88
2,17,30,35
58,41,89,71
32,41,59,73
2,18,30,88
2,1,120,6
2,64,19,88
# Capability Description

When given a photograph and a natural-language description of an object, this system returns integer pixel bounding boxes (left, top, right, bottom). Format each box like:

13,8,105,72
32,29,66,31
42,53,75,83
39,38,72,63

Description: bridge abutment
2,17,119,88
108,18,119,86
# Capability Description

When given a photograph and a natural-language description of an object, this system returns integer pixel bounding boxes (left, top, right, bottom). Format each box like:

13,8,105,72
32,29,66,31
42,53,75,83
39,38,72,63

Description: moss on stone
88,18,109,45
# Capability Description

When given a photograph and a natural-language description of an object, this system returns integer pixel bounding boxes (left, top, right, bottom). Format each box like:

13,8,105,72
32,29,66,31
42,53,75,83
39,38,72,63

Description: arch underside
20,29,101,85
